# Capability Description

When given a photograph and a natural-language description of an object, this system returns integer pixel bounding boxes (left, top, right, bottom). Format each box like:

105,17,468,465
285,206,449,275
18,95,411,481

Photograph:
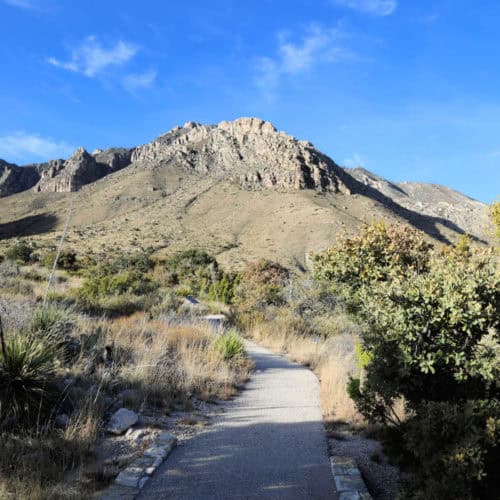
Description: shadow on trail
139,420,335,500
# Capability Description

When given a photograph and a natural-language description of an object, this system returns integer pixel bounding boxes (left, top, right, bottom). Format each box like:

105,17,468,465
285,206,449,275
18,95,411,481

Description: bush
5,241,34,264
213,330,245,360
315,222,500,498
235,259,289,313
42,249,79,271
0,331,61,427
78,270,156,301
399,399,500,500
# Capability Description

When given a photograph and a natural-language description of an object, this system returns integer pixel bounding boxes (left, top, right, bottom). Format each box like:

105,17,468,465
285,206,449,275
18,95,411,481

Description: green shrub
5,241,34,264
213,330,245,360
315,222,500,498
162,249,221,297
78,270,157,301
42,249,79,271
0,331,61,427
399,399,500,499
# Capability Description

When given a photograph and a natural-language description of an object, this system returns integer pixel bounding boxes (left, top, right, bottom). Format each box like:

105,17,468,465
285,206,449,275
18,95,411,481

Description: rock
55,414,70,429
130,117,352,194
106,408,138,435
0,159,40,197
114,467,143,488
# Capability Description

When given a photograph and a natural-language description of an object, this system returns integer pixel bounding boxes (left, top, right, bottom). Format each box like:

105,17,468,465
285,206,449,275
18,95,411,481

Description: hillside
0,118,491,269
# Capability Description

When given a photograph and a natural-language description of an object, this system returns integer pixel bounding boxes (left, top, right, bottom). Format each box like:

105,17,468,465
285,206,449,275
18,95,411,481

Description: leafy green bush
0,331,61,427
313,222,433,310
78,270,156,301
5,241,34,264
213,330,245,360
315,222,500,498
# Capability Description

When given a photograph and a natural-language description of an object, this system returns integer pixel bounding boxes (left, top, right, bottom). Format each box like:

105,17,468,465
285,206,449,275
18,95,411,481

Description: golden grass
0,311,252,499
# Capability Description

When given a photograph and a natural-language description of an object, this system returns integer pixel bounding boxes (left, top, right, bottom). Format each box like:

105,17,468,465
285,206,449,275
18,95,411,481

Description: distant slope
346,167,489,241
0,118,492,269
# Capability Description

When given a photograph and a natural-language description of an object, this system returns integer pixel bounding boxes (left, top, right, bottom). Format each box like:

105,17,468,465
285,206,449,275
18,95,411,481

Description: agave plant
0,329,60,427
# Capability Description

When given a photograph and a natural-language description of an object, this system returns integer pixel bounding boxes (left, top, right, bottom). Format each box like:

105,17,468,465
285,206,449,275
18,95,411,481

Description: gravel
329,427,399,500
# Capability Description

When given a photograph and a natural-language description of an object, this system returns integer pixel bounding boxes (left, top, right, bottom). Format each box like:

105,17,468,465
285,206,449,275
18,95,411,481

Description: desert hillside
0,118,491,268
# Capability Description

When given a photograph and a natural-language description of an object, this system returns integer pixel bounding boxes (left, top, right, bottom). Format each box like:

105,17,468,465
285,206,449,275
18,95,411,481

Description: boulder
106,408,138,435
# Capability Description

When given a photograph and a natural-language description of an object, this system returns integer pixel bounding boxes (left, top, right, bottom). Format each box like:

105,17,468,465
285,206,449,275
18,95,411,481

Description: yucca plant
0,326,61,427
30,305,74,339
213,330,245,360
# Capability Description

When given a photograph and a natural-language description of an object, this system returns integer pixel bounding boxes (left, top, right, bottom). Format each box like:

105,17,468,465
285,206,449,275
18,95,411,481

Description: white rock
106,408,138,435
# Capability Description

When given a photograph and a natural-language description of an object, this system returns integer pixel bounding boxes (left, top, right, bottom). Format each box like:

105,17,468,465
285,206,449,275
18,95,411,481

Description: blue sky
0,0,499,202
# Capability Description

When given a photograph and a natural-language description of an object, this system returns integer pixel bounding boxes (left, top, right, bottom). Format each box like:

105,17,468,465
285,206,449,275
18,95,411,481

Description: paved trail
139,341,336,499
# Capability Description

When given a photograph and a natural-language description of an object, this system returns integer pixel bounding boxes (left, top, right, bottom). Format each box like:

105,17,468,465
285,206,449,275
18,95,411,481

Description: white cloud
122,70,157,92
0,132,75,163
343,152,367,167
332,0,397,16
48,36,138,78
255,25,354,93
1,0,37,9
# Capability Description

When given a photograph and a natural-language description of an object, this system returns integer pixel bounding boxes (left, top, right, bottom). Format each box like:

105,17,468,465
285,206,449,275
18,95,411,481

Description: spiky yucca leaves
0,332,60,427
213,330,245,360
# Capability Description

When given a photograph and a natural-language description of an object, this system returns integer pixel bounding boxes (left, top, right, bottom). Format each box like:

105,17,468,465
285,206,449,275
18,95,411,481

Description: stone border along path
100,432,177,499
330,456,372,500
101,341,373,499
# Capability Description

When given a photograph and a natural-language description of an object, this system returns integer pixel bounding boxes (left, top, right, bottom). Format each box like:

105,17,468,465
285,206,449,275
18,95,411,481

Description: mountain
0,118,491,269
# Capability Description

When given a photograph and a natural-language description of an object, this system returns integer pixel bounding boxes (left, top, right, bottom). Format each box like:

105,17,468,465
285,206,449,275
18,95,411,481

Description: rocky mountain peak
131,117,351,193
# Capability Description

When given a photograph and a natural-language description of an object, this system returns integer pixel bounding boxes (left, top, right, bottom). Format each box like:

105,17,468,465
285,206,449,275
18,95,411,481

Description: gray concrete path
139,341,336,499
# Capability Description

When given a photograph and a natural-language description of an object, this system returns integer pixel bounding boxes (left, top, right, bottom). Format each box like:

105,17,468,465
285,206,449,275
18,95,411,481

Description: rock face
131,117,352,193
34,147,107,193
0,159,40,197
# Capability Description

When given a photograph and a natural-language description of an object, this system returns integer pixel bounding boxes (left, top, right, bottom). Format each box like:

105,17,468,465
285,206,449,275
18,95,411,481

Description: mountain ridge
0,117,492,269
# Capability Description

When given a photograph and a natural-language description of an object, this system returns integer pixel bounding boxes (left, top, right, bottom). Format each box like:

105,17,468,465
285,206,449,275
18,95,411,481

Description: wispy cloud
343,152,367,167
332,0,397,16
255,24,355,94
0,132,75,162
1,0,38,10
122,69,157,92
48,36,138,78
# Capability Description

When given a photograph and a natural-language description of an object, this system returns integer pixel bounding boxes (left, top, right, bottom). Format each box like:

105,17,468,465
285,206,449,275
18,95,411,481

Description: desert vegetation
0,202,498,499
0,246,250,498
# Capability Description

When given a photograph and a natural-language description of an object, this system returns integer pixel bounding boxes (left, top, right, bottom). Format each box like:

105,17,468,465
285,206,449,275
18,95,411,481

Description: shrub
0,331,61,427
30,306,74,339
162,249,220,297
42,249,78,271
316,223,500,498
78,270,156,302
235,259,289,313
213,330,245,360
5,241,33,264
313,222,433,310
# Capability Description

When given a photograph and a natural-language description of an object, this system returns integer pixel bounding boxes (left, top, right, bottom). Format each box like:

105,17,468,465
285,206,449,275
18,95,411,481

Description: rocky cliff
131,117,351,193
0,160,40,197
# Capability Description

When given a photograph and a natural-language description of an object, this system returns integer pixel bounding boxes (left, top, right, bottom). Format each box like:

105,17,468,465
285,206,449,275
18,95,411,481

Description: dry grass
0,308,252,499
246,309,362,424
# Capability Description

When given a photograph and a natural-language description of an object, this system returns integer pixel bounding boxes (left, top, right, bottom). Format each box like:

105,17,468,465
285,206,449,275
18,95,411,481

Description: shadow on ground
0,213,58,239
